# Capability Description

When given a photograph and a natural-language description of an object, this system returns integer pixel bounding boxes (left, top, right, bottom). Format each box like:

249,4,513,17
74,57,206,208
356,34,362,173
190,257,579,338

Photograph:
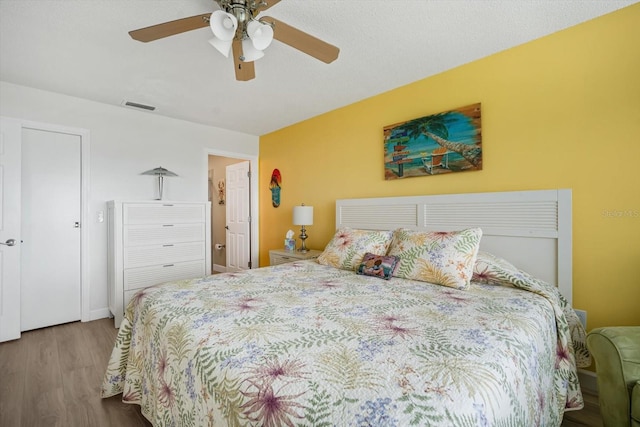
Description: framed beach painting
383,103,482,180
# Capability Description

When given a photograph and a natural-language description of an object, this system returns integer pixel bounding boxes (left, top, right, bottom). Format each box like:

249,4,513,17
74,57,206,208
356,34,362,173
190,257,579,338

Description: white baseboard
578,368,598,395
213,264,227,273
89,307,111,321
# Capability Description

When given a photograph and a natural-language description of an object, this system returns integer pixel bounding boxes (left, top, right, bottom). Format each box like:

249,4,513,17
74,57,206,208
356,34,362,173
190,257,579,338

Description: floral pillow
356,252,399,280
387,227,482,290
317,227,394,271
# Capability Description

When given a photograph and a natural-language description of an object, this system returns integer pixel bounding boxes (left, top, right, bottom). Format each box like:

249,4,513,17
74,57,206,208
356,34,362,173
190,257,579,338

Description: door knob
0,239,17,246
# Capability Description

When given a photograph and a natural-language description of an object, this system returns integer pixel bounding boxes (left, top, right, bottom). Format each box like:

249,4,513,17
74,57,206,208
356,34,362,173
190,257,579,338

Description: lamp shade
141,166,178,177
209,10,237,41
208,37,233,57
247,20,274,51
293,205,313,226
240,38,264,62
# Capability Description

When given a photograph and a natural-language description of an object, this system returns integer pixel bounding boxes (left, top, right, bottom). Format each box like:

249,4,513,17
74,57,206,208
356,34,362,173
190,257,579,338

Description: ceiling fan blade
129,13,211,42
255,0,282,14
261,17,339,64
232,40,256,81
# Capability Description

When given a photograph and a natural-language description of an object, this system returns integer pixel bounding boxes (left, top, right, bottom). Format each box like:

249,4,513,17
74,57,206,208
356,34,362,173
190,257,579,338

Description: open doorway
208,154,250,273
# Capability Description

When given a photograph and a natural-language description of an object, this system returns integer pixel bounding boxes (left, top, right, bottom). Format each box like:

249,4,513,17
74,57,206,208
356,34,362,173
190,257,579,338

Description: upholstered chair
586,327,640,427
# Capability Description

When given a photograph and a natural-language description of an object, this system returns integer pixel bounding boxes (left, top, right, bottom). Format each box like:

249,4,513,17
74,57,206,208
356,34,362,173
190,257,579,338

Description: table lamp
293,204,313,253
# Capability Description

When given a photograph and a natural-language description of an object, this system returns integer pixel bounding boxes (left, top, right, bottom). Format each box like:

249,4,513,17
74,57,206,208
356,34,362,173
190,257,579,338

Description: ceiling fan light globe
241,39,265,62
208,37,233,58
223,18,234,30
209,10,237,41
247,20,274,51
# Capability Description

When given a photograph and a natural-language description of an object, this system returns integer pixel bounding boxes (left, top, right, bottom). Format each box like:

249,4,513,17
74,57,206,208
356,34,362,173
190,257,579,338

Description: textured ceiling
0,0,636,136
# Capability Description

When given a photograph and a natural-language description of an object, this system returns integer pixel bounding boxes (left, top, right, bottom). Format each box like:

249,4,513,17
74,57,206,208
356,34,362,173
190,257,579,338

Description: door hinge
247,171,251,178
248,216,251,223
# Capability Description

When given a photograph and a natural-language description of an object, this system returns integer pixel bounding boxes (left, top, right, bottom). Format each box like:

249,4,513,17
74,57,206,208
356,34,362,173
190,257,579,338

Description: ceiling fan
128,0,340,81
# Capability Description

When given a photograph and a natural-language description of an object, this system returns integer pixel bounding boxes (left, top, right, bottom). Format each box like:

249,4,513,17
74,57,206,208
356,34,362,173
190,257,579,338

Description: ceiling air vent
121,100,156,111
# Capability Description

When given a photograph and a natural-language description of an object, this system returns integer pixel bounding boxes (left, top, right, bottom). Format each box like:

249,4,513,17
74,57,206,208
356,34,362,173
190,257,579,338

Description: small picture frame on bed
356,252,399,280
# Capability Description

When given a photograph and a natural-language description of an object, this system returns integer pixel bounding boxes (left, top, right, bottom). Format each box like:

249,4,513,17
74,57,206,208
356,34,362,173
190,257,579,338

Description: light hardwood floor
0,318,603,426
561,391,604,427
0,318,150,427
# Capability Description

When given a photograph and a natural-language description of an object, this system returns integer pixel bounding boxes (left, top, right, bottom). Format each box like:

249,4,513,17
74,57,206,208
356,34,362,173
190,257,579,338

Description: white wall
0,81,259,319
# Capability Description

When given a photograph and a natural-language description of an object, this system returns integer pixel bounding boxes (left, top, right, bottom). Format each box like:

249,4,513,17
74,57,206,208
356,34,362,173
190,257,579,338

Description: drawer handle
163,244,174,247
163,264,174,267
162,224,174,227
163,204,174,207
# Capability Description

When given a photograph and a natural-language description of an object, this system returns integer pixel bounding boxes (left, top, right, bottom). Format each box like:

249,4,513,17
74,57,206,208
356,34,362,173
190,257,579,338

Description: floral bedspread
102,260,588,426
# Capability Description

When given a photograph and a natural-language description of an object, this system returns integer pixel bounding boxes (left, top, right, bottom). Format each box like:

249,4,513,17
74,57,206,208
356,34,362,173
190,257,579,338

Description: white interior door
226,161,251,271
0,118,22,342
20,127,81,331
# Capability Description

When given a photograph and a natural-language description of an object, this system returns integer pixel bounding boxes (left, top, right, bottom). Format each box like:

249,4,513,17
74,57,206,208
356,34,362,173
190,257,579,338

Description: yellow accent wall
259,4,640,329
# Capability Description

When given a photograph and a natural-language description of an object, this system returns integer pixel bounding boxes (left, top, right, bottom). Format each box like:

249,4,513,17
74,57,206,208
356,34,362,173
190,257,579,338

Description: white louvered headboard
336,189,573,304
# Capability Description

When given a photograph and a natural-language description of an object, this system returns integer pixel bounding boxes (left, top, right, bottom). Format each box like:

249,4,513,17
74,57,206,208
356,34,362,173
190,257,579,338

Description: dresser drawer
124,223,205,246
124,242,205,268
124,260,205,291
124,203,205,225
270,253,298,265
269,249,321,266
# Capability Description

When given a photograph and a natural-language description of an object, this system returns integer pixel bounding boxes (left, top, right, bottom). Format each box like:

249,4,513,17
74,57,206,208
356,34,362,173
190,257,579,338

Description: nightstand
269,249,322,266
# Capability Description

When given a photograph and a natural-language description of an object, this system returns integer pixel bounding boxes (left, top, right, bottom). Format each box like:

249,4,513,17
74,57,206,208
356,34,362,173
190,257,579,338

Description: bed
102,189,591,426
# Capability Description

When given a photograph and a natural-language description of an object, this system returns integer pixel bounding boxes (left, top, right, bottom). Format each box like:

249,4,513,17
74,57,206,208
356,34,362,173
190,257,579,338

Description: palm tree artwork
383,103,482,180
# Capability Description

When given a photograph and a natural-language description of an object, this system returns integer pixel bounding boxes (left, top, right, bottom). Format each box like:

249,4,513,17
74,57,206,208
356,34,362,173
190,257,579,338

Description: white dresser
107,201,211,327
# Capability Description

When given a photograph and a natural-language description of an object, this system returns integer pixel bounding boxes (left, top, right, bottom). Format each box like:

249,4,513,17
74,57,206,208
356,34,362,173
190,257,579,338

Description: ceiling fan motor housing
219,0,256,37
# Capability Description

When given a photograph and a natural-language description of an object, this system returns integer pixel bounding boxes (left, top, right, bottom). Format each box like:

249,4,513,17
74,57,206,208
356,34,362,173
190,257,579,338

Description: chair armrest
632,381,640,427
587,327,640,427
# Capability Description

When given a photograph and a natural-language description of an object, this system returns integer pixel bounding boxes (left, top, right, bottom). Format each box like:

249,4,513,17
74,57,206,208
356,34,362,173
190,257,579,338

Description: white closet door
0,118,22,342
21,128,81,331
